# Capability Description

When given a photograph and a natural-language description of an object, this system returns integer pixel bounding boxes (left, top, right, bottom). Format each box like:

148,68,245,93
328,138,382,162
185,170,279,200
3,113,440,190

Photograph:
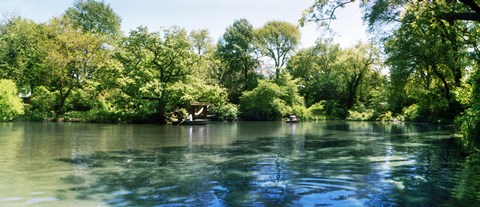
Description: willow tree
117,26,197,124
255,21,300,79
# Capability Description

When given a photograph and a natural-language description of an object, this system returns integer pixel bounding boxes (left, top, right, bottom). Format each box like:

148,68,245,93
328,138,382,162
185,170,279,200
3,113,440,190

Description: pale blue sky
0,0,367,48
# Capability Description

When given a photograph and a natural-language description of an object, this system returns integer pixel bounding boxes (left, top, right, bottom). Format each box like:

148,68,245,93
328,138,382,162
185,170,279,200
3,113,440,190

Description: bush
0,79,24,121
289,104,310,120
239,80,287,120
456,106,480,151
347,109,375,121
402,104,421,122
308,101,325,118
210,103,238,121
65,89,97,112
26,86,57,120
456,69,480,151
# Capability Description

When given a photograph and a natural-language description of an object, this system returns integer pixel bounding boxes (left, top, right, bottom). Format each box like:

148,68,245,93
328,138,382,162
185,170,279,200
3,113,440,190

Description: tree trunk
157,98,167,125
56,87,72,117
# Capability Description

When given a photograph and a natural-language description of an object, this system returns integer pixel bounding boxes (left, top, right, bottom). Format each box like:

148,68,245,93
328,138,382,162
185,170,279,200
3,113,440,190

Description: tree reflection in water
56,122,479,206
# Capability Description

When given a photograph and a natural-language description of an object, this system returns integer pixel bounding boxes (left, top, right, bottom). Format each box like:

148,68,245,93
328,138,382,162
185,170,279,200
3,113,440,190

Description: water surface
0,121,479,206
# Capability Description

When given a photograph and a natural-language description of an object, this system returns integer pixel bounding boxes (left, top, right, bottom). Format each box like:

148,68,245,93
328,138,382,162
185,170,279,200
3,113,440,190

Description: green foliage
216,19,258,103
189,29,213,55
456,68,480,150
255,20,300,79
456,106,480,150
308,101,326,120
210,103,238,121
117,26,197,123
347,109,376,121
166,76,227,109
65,0,121,35
165,75,236,120
239,80,286,120
0,79,24,121
402,104,422,122
0,17,48,89
289,104,310,121
383,4,468,123
26,86,56,120
287,39,342,106
239,73,305,120
288,39,383,119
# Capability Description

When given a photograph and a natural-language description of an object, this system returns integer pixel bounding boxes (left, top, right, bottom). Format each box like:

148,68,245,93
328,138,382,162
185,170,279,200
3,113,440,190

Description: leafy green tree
255,21,300,79
457,68,480,150
189,29,213,55
216,19,259,103
0,17,48,91
41,17,112,116
0,79,24,121
287,39,342,106
117,26,197,124
382,3,471,122
288,39,382,118
239,73,305,120
165,75,236,120
339,43,379,109
65,0,121,35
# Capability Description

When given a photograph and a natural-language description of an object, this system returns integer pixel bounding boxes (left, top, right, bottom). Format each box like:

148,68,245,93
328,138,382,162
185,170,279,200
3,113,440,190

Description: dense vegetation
1,0,480,148
302,0,480,149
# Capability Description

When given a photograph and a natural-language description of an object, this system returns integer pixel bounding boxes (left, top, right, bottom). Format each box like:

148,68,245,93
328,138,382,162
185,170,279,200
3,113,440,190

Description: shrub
347,109,375,121
308,101,325,118
210,103,238,121
239,80,287,120
27,86,57,120
289,104,310,120
402,104,421,122
0,79,24,121
456,106,480,151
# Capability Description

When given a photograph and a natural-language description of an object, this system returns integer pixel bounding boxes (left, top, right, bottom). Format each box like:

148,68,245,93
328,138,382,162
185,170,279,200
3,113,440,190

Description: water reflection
49,122,475,206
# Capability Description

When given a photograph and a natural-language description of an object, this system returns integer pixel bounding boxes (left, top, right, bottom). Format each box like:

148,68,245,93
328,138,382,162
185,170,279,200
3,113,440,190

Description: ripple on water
24,197,60,205
296,190,367,206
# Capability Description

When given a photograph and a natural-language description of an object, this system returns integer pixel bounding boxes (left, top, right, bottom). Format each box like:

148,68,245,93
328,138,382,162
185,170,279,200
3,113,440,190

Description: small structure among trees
189,102,210,120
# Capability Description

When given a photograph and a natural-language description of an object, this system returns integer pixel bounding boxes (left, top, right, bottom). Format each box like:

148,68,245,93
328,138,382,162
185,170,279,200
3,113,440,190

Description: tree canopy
65,0,121,35
255,21,300,79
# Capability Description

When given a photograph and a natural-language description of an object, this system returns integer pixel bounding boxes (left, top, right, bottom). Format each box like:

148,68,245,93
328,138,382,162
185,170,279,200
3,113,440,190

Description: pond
0,121,479,207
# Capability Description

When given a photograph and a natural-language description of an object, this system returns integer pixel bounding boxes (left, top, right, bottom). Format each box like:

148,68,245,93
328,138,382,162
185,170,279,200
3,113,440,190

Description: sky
0,0,368,48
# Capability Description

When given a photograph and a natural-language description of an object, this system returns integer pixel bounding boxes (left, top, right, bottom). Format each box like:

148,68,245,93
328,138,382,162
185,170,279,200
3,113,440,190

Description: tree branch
439,12,480,22
459,0,480,15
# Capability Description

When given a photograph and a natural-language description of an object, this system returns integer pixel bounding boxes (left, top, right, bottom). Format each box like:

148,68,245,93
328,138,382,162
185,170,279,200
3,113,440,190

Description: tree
189,29,213,55
41,17,111,116
339,43,379,109
117,26,197,124
0,79,24,121
65,0,121,35
239,73,305,121
301,0,480,30
216,19,259,103
379,2,472,122
287,39,342,106
0,17,48,92
165,75,236,120
288,39,382,118
255,21,300,79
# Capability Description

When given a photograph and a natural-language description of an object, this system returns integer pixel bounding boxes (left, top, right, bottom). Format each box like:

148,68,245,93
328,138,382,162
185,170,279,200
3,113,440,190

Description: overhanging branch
459,0,480,15
439,12,480,22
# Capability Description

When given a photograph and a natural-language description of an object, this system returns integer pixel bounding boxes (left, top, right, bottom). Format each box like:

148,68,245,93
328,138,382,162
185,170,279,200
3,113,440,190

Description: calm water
0,121,479,207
